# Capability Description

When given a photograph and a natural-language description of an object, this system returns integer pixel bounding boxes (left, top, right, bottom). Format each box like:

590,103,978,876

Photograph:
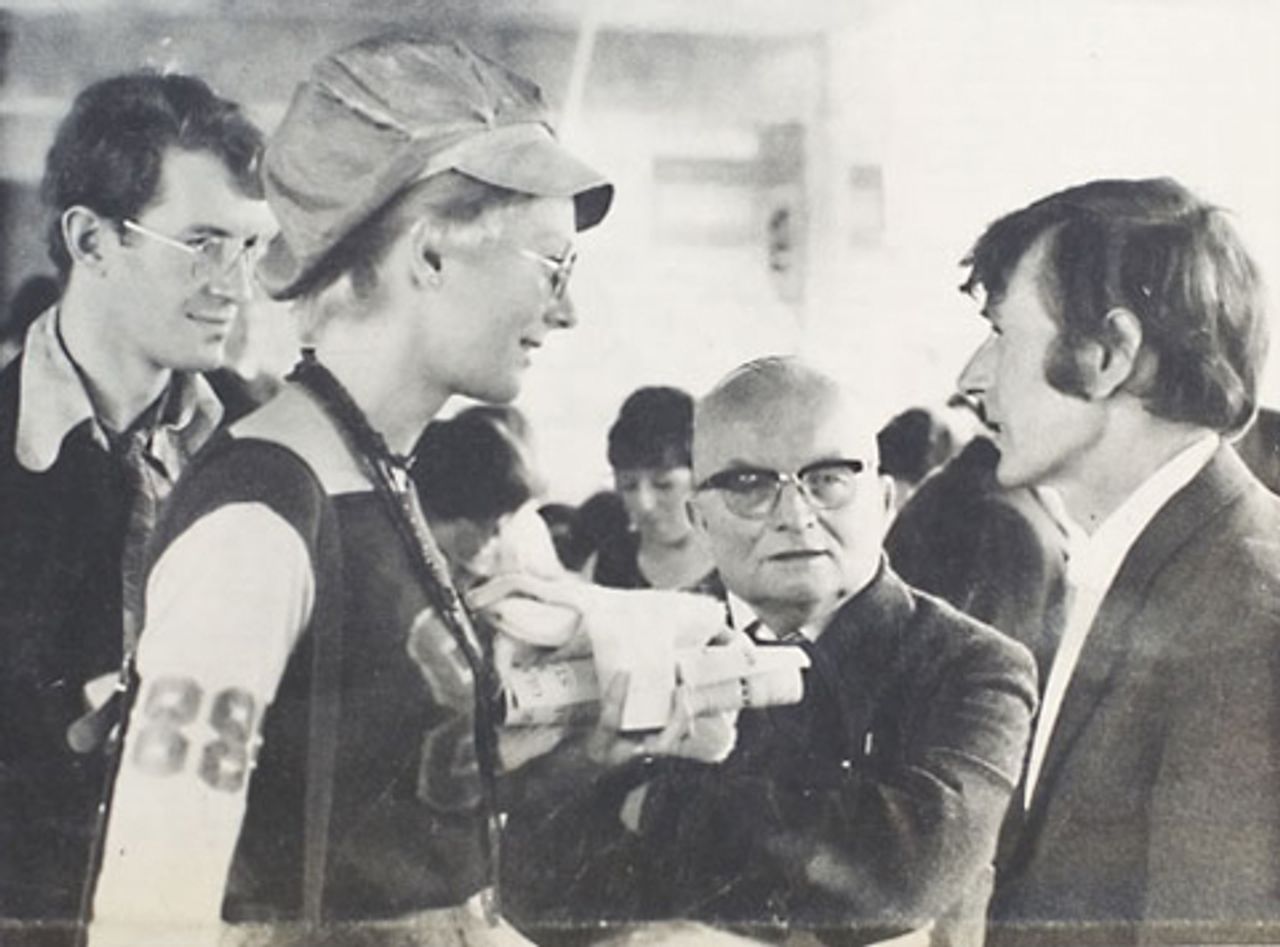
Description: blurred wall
814,0,1280,419
1,4,828,500
3,1,1278,501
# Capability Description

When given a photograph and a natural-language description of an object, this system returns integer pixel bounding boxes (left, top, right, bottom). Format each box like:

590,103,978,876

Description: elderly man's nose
771,480,817,529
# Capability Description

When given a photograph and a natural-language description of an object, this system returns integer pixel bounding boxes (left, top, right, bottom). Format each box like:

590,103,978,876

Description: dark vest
147,436,493,922
0,360,130,920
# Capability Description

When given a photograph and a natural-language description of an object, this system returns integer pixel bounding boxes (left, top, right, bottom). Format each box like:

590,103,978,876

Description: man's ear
61,206,108,269
1079,307,1144,399
878,474,896,517
686,495,710,536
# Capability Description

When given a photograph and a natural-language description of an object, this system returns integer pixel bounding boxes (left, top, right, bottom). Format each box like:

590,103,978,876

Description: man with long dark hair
957,178,1280,945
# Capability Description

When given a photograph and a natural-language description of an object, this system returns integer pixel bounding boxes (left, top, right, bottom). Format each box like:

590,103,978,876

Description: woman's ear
408,219,443,288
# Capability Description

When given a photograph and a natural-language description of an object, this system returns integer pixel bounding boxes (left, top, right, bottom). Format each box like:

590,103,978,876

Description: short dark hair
877,407,957,486
606,386,694,471
411,410,542,522
569,490,630,566
41,70,264,278
454,403,533,448
960,177,1267,434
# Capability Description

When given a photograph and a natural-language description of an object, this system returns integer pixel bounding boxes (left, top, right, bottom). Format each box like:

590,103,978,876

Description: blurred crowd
2,28,1280,947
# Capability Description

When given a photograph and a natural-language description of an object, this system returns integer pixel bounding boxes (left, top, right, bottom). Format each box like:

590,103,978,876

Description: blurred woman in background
594,386,721,596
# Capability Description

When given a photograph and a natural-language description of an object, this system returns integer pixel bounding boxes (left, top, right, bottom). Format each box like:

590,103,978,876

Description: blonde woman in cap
84,33,617,947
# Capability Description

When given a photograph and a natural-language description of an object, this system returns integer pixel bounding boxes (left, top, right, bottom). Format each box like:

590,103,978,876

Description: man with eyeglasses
0,71,267,936
506,356,1037,946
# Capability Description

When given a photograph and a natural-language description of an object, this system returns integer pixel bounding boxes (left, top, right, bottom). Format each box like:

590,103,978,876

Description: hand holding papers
468,574,810,743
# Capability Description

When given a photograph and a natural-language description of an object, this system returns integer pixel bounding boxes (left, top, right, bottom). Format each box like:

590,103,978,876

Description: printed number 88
131,678,257,792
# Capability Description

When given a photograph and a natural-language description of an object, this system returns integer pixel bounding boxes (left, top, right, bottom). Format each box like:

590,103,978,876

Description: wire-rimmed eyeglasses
518,246,577,301
122,219,263,282
696,459,869,520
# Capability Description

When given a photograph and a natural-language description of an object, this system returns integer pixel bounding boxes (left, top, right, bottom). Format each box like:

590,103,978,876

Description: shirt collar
724,556,897,644
726,591,764,637
1067,434,1219,594
15,306,223,472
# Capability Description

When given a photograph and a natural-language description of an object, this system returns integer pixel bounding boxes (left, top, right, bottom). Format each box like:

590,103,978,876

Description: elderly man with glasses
503,356,1037,947
0,71,269,936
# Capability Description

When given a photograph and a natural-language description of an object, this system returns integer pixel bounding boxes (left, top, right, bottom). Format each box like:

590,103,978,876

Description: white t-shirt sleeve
89,503,315,947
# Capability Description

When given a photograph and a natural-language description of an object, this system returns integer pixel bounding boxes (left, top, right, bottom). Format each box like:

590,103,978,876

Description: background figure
594,386,721,596
0,70,265,936
563,489,630,575
536,501,580,570
1231,404,1280,494
876,405,961,514
503,357,1036,947
0,273,60,367
412,407,558,589
956,177,1280,945
884,435,1070,681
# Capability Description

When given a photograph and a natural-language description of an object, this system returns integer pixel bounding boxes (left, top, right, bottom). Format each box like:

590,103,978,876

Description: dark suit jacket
503,565,1037,947
0,361,129,923
886,438,1070,680
990,447,1280,945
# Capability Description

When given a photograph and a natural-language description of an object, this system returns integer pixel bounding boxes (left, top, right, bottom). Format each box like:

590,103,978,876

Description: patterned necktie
118,428,169,656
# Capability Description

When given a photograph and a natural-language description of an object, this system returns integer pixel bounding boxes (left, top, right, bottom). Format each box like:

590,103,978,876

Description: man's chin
754,581,844,624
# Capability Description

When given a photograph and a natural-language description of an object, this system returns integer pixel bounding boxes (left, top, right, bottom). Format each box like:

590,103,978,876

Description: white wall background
521,0,1280,501
3,1,1279,502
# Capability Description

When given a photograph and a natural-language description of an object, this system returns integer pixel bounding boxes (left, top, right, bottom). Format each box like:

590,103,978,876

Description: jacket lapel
1027,447,1252,817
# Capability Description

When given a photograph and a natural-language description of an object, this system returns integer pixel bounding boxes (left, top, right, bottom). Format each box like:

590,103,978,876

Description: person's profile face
691,393,889,626
107,147,271,374
956,239,1102,491
422,196,576,404
614,466,697,547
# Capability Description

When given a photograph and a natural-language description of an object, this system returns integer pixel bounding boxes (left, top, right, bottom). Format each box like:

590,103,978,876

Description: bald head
694,357,880,483
690,356,891,636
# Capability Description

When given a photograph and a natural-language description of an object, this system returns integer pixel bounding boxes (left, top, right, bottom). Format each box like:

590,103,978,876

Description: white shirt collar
726,591,763,636
15,306,223,472
1066,434,1219,595
725,590,823,642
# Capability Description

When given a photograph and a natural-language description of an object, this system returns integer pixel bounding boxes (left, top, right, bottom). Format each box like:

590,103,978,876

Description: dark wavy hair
960,177,1267,435
41,70,264,278
411,410,542,522
606,385,695,472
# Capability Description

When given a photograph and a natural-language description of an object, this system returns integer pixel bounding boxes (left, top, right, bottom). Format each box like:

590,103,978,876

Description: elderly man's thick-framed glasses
518,246,577,301
122,219,262,281
697,459,868,520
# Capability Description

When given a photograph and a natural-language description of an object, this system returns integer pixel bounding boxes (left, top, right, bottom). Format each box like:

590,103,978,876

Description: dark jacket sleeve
663,616,1038,931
